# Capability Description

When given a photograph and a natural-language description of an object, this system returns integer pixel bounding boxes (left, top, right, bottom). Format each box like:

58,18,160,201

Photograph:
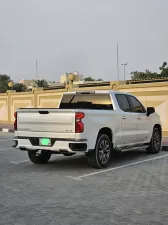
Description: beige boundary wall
0,81,168,136
118,82,168,136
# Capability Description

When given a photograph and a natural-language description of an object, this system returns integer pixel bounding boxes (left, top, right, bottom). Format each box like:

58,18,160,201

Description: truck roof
63,90,128,95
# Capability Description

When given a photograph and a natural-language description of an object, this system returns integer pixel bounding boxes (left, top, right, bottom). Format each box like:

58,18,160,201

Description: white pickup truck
13,90,162,169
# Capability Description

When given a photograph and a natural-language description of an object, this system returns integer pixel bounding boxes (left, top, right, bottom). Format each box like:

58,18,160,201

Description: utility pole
117,43,119,81
36,60,39,81
36,60,39,87
121,63,127,81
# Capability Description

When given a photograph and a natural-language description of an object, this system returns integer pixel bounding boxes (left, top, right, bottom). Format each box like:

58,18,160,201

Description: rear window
59,93,113,110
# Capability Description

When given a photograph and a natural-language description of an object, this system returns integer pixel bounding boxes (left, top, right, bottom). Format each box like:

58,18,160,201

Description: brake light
14,112,17,131
75,112,85,133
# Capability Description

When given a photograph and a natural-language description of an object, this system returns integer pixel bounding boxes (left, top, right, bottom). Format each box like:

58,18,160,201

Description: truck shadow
17,149,166,177
46,149,153,170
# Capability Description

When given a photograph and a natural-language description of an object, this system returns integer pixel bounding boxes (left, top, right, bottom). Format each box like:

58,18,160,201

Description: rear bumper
13,137,88,153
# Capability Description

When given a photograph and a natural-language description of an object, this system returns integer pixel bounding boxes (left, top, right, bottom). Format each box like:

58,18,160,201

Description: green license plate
39,138,51,146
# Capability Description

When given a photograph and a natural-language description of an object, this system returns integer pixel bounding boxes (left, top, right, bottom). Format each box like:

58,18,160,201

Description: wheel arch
95,127,113,148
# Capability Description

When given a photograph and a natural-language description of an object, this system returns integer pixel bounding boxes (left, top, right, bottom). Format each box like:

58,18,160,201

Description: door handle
137,117,141,120
122,116,126,120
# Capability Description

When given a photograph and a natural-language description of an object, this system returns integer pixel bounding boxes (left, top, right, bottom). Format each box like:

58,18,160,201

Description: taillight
75,112,85,133
14,112,17,131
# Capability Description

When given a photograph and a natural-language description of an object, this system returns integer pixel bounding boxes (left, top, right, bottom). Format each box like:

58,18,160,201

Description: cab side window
115,94,131,112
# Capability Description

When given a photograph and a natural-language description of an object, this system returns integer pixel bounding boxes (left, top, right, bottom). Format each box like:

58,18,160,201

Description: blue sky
0,0,167,82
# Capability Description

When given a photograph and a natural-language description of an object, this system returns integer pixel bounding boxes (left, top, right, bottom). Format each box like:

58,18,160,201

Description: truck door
127,95,150,143
115,94,137,145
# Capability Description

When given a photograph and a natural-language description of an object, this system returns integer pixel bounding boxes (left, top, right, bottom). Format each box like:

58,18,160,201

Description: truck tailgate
17,109,76,133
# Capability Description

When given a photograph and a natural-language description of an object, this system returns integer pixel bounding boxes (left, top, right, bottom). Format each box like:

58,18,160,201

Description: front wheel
146,127,162,154
28,150,51,164
87,134,112,169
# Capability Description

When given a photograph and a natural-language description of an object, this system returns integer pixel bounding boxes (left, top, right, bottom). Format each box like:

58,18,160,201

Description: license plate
39,138,51,146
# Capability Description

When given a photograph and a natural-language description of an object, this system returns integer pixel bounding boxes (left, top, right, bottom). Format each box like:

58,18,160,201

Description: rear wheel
146,127,161,154
87,134,112,169
28,150,51,164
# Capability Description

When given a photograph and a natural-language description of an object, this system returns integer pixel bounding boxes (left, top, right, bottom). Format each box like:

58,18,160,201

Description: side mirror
147,107,155,117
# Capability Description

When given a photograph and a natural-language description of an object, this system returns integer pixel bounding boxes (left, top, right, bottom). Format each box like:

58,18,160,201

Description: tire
28,150,51,164
87,134,112,169
146,127,161,154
